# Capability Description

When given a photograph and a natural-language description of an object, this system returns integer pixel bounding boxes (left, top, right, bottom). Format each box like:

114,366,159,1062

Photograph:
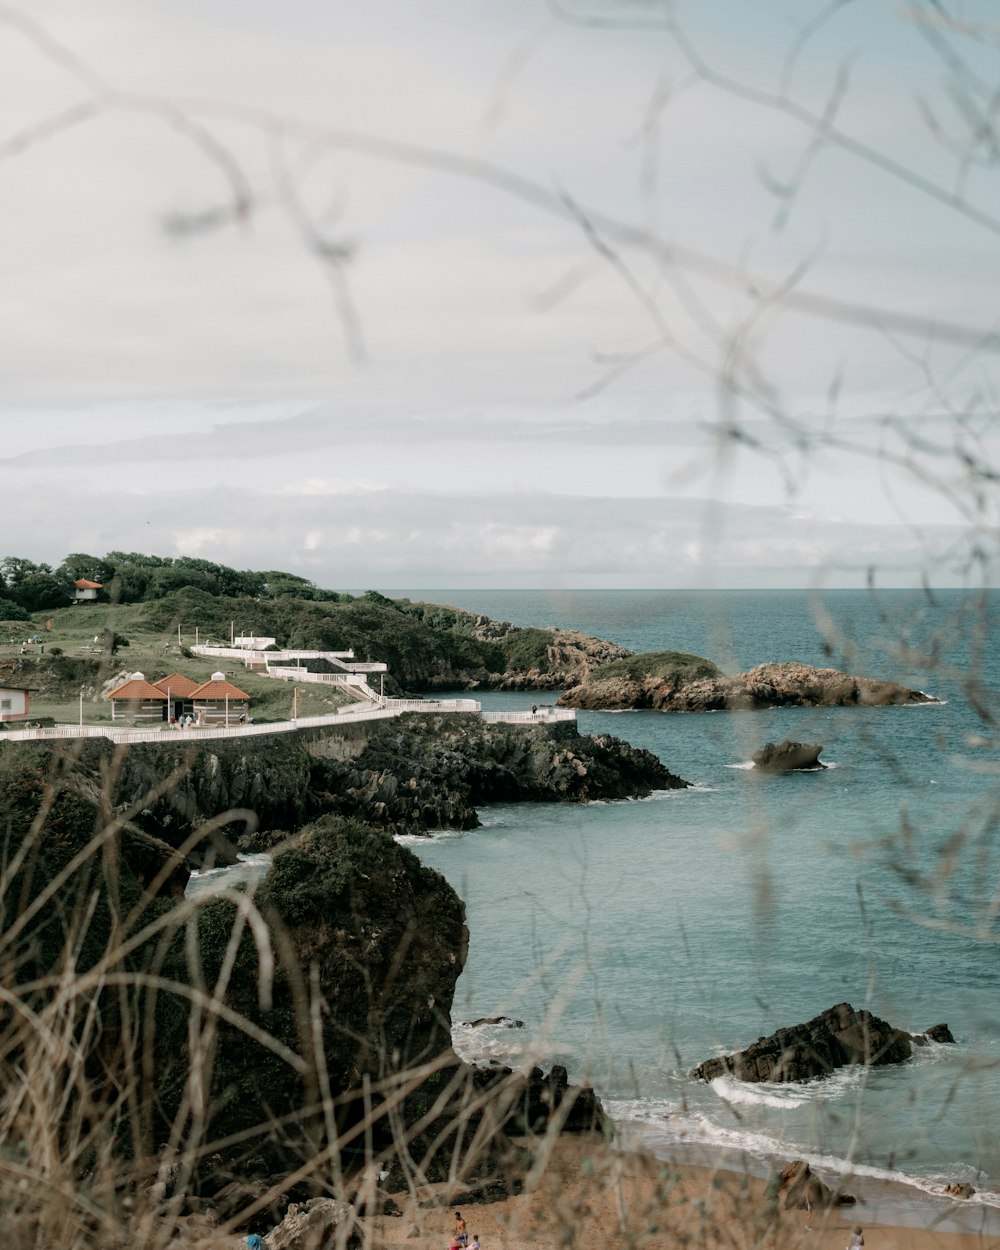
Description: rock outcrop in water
560,660,938,713
751,740,825,772
690,1003,954,1084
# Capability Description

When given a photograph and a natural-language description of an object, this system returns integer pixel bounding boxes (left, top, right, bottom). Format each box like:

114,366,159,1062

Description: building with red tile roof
153,673,201,697
153,673,201,722
106,674,167,723
73,578,103,603
190,672,251,726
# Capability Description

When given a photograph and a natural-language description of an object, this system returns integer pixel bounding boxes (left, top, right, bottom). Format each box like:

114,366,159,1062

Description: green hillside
0,550,595,718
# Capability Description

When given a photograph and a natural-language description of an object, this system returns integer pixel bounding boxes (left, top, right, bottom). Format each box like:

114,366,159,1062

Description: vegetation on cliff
0,734,612,1237
1,556,633,696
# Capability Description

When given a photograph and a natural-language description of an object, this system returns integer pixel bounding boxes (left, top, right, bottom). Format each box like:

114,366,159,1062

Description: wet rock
751,740,825,772
776,1159,856,1209
690,1003,949,1084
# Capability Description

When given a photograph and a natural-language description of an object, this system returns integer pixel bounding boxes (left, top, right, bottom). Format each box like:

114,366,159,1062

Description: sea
389,588,1000,1232
188,587,1000,1231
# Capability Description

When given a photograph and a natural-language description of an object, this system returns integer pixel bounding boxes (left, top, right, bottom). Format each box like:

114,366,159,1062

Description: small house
152,672,200,723
189,672,251,726
73,578,103,603
106,673,167,724
0,685,33,722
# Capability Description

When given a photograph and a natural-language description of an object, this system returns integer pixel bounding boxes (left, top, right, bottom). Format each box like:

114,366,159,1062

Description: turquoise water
396,589,1000,1218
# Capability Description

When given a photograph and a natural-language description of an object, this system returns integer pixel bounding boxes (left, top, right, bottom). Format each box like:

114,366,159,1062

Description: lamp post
79,686,84,727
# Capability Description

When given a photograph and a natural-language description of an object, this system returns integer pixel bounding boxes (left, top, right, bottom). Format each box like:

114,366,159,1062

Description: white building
0,685,33,721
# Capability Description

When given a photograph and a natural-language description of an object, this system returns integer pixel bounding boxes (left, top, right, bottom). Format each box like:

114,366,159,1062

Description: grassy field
1,603,358,725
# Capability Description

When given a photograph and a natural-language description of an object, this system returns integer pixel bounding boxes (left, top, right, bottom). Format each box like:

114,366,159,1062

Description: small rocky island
559,656,938,713
752,740,825,771
690,1003,955,1084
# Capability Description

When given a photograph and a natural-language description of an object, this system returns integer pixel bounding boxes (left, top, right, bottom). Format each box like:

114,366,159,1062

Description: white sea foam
724,760,838,772
451,1019,529,1066
710,1065,860,1109
711,1075,810,1109
187,851,272,880
639,785,716,799
186,852,271,898
394,828,469,845
605,1101,1000,1214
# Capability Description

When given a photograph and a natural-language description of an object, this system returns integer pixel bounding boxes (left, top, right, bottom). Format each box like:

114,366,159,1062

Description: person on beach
804,1194,813,1230
468,1235,481,1250
847,1225,864,1250
453,1211,467,1245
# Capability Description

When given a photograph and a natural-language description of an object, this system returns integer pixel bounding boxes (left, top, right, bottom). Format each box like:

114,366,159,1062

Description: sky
1,0,998,590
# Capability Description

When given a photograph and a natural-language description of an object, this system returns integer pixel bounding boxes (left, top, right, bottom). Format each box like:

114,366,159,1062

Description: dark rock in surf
465,1016,525,1029
916,1023,956,1045
751,740,825,772
690,1002,952,1084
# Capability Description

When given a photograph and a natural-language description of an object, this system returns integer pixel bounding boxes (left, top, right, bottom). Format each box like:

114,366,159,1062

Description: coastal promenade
0,698,575,745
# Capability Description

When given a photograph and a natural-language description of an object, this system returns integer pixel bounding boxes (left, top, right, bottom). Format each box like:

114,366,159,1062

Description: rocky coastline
0,708,673,1229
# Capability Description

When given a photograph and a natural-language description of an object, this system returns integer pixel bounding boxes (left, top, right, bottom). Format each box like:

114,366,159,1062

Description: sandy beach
362,1136,1000,1250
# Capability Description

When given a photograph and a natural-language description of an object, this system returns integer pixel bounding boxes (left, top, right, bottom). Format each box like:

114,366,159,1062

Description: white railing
265,667,367,687
378,698,480,713
192,645,386,673
481,708,576,723
0,695,553,745
193,645,355,662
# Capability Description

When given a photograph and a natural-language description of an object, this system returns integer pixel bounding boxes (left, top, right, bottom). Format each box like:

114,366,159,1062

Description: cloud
0,2,993,588
7,463,977,589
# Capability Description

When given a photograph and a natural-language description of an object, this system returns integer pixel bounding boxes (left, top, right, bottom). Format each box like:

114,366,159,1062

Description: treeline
0,552,564,689
0,551,350,615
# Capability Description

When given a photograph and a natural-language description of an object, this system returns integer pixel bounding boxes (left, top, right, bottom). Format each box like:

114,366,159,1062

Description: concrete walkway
0,699,575,745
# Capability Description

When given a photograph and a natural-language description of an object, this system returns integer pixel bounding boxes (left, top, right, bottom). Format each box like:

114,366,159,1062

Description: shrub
592,650,721,683
500,627,557,673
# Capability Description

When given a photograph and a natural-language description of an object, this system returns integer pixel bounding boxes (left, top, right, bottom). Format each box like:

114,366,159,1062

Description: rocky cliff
92,714,684,851
559,660,938,712
0,736,612,1217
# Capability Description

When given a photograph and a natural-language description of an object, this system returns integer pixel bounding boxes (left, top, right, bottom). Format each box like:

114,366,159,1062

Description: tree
56,553,115,586
15,571,72,612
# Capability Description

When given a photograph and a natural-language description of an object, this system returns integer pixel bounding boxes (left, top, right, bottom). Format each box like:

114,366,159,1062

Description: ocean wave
711,1075,810,1109
604,1102,1000,1216
724,760,838,772
394,828,469,845
709,1065,861,1109
186,852,271,898
451,1019,530,1066
640,785,716,799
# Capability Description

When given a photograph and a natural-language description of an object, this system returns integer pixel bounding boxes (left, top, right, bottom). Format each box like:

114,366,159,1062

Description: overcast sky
2,0,998,590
